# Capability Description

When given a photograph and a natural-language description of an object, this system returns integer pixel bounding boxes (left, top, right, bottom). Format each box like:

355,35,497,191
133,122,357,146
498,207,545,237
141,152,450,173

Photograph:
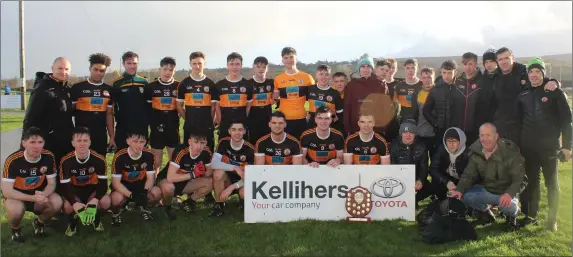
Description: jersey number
30,170,36,176
80,170,86,176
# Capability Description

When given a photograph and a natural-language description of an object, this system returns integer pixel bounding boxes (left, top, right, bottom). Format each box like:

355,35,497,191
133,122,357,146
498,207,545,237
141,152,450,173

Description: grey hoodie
443,127,467,179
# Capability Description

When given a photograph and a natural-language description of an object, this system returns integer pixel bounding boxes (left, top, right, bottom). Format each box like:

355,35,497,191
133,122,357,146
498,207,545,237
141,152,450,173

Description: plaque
345,186,372,222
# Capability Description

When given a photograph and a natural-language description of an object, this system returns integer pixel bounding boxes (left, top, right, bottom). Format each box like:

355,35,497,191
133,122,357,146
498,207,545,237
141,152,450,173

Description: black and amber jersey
70,80,113,129
300,128,345,164
213,77,253,123
169,146,212,175
249,77,275,121
146,79,180,127
2,150,57,194
307,85,343,118
59,150,107,187
255,133,302,165
274,72,315,120
112,148,156,183
177,76,216,128
344,132,389,165
215,137,255,168
393,80,422,119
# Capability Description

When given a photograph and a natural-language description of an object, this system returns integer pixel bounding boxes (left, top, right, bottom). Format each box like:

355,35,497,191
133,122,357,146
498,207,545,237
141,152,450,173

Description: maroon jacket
343,76,394,136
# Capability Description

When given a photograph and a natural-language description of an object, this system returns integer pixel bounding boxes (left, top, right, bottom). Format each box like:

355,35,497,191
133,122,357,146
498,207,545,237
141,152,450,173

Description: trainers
32,218,45,236
209,203,225,217
111,212,122,226
124,202,137,211
518,216,538,227
182,199,197,213
93,220,104,232
505,216,520,232
472,209,495,227
203,194,215,208
11,228,24,243
164,206,177,221
140,206,155,221
65,223,77,237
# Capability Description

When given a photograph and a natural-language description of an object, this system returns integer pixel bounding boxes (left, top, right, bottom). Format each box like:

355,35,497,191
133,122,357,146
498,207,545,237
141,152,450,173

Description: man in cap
389,119,430,208
516,57,572,231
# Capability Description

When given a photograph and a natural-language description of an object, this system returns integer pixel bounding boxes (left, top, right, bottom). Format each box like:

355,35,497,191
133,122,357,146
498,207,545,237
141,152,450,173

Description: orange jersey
274,72,315,120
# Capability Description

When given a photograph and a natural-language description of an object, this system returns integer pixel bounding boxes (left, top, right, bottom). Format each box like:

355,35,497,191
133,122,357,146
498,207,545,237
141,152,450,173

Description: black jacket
423,78,462,129
389,138,428,181
429,144,472,186
476,68,499,124
517,79,572,152
23,73,74,146
451,69,486,133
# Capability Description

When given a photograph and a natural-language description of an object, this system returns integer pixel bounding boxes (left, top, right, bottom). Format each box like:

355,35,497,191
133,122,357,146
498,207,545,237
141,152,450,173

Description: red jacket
343,76,394,136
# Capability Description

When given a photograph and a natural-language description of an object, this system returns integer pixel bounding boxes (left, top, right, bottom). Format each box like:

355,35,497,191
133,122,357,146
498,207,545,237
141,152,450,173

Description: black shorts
150,124,180,149
248,120,270,144
2,198,39,214
71,188,96,204
285,118,308,139
226,171,241,184
111,181,145,195
115,126,149,151
89,128,108,156
173,180,190,196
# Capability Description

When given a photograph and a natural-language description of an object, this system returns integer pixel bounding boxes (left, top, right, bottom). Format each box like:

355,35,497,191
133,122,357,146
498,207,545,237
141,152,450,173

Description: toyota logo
370,177,406,198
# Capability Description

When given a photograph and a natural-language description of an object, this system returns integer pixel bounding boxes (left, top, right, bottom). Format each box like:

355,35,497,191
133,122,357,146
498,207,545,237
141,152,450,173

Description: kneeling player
110,131,162,225
209,120,255,217
300,107,344,168
158,132,213,220
60,127,111,236
343,113,390,165
2,127,62,242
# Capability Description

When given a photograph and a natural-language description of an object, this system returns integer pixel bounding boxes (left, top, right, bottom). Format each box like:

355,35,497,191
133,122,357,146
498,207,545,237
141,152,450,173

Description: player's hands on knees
308,162,320,168
34,191,47,204
220,186,234,202
73,202,86,213
327,159,341,168
498,193,512,208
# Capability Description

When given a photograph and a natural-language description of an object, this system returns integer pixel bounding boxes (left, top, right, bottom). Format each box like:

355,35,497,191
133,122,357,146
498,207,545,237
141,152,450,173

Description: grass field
1,109,572,256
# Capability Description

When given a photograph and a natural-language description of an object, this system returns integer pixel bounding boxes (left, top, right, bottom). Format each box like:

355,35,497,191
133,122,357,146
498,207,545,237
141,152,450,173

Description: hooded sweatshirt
444,127,467,179
429,127,472,185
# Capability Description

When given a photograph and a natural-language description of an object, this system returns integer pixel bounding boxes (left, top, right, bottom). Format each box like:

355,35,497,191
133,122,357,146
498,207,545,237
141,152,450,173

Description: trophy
345,186,372,222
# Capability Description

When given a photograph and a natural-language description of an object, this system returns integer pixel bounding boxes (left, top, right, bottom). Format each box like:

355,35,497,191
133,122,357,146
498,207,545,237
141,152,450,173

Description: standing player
247,56,275,143
209,120,255,217
59,127,110,236
393,58,422,121
146,57,180,170
70,53,115,156
213,52,253,139
255,112,303,165
111,51,150,150
306,65,343,129
331,72,348,135
344,113,391,165
158,132,213,220
177,51,217,151
374,60,389,82
273,47,315,139
300,107,344,168
2,127,62,242
109,131,162,225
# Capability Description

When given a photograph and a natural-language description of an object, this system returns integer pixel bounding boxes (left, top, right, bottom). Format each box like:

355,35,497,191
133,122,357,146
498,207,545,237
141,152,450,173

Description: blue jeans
462,186,520,218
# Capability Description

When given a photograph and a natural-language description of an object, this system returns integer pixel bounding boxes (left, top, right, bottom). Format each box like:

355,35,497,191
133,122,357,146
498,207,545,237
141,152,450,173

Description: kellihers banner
244,165,416,223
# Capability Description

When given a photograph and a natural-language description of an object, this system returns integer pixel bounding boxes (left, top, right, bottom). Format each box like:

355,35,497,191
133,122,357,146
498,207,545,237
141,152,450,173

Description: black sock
94,210,104,224
205,193,215,201
11,226,20,233
68,214,78,228
217,202,225,208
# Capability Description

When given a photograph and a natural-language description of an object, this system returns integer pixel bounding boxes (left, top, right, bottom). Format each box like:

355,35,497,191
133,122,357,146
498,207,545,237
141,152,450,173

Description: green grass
1,113,25,132
1,100,572,256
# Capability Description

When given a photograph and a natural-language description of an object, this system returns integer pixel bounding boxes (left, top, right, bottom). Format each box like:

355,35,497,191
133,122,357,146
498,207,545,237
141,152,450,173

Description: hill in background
2,53,571,89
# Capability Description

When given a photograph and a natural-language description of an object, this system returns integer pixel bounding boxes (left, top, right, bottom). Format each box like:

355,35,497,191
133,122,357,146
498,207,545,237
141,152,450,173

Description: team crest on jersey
88,167,95,174
141,162,147,169
240,87,246,93
172,90,177,96
266,85,272,91
240,155,246,162
298,79,304,84
471,84,477,89
329,144,335,150
139,87,144,94
370,147,377,154
103,90,110,97
542,97,548,102
284,148,291,156
40,166,47,173
319,95,324,100
327,96,333,102
204,86,209,92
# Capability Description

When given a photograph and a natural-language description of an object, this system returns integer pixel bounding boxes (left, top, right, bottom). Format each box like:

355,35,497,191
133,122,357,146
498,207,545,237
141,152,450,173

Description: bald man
23,57,74,166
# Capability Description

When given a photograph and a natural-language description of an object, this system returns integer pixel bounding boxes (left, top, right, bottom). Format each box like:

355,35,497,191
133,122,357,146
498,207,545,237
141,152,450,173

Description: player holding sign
209,120,255,217
2,127,62,242
344,113,391,165
59,127,110,236
158,132,213,220
300,107,344,168
109,132,162,225
255,112,303,165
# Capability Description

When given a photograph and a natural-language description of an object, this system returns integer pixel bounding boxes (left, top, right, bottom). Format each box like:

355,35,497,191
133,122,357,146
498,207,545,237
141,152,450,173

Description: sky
1,1,572,79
